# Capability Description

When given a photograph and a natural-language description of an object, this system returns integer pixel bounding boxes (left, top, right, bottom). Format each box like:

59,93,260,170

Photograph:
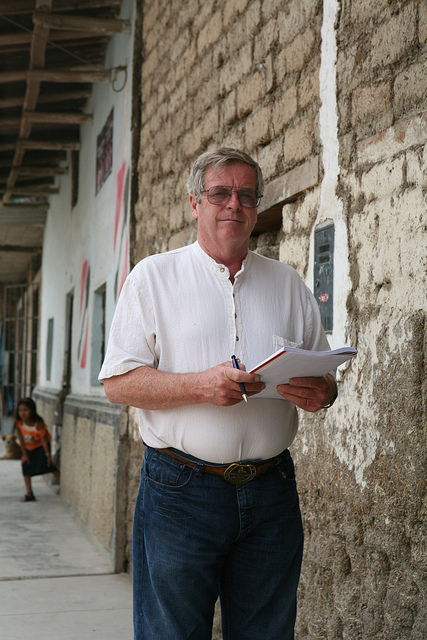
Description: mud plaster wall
127,0,426,638
132,0,322,257
289,2,427,639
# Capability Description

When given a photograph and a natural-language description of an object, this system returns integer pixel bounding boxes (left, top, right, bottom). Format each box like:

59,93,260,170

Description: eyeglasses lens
207,187,259,208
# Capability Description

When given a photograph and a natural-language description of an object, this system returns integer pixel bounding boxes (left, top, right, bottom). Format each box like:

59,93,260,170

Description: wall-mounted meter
314,223,334,334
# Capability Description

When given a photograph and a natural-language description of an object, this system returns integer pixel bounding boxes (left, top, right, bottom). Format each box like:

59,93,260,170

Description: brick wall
291,2,427,639
133,0,323,258
129,1,427,638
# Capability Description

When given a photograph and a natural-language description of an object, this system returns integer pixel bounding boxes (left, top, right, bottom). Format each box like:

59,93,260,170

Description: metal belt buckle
223,463,257,485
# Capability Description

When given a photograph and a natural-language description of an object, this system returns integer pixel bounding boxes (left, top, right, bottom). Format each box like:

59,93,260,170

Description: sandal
21,493,36,502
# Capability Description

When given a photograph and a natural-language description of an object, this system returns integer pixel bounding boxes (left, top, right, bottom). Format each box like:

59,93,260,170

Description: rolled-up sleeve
99,272,158,380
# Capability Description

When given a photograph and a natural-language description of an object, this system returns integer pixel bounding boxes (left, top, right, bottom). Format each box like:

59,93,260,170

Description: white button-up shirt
99,242,331,463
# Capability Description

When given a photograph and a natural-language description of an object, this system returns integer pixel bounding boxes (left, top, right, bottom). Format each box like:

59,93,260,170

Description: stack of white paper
249,346,357,399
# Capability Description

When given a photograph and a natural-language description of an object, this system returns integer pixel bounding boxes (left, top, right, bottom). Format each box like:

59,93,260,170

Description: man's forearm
101,361,265,410
101,366,204,410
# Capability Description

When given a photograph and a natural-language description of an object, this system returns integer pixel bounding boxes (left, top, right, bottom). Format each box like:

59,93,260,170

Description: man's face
190,163,258,257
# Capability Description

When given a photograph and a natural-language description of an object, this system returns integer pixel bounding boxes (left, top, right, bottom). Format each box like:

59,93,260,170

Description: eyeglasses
201,186,262,208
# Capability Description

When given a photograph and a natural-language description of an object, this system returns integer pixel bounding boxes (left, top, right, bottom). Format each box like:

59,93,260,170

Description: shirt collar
193,241,252,278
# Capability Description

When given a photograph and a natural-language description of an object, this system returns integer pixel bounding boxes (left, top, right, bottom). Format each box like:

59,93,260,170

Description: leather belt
155,448,279,485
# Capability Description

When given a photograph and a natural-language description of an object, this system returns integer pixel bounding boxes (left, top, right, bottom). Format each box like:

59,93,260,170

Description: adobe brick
394,61,427,120
263,53,275,93
175,2,200,30
253,19,279,65
141,94,157,126
271,85,298,135
420,0,427,44
278,0,319,47
351,81,392,126
275,47,287,85
349,0,382,25
181,122,204,160
219,43,253,94
193,2,216,34
284,118,314,166
143,18,166,56
226,16,252,53
245,0,261,36
220,89,237,128
360,156,405,202
224,0,251,27
257,138,283,182
369,3,417,70
261,0,280,22
142,47,159,80
298,67,320,110
284,27,316,75
170,27,191,64
405,147,426,188
197,10,223,56
201,105,220,145
245,104,271,148
236,71,265,118
168,79,188,116
143,0,160,34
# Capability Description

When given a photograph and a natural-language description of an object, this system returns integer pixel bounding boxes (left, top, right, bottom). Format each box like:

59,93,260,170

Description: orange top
16,421,50,451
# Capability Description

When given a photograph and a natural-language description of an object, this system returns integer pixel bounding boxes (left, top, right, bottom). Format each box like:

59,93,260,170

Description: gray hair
186,147,264,203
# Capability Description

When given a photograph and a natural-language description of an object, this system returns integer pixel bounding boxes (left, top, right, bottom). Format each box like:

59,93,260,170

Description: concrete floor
0,445,133,640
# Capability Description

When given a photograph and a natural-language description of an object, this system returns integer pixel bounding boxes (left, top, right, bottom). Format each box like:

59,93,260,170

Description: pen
231,355,248,403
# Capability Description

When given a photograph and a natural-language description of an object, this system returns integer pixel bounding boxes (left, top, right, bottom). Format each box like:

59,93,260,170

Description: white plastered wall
39,0,134,397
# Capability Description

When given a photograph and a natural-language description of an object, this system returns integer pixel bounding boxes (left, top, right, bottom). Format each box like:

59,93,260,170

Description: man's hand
276,373,337,412
196,361,265,406
102,361,266,410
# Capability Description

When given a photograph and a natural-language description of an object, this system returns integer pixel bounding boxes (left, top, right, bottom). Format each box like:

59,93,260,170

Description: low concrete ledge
64,394,124,427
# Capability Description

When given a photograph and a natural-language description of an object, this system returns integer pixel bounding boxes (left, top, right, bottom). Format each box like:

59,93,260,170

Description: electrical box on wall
314,224,334,334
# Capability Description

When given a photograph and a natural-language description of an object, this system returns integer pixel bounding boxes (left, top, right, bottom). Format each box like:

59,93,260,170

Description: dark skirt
22,446,58,477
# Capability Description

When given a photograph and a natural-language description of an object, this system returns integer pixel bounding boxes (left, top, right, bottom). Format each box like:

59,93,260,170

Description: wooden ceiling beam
0,112,91,128
0,245,43,252
0,117,21,129
8,185,60,196
33,11,131,34
0,203,49,212
0,70,27,84
27,68,110,83
0,89,91,110
23,111,92,124
17,139,80,151
0,1,120,15
0,68,110,84
2,0,52,205
0,30,107,46
0,143,18,152
15,166,67,177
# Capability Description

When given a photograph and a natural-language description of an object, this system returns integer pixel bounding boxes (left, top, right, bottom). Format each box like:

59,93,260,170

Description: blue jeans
133,447,304,640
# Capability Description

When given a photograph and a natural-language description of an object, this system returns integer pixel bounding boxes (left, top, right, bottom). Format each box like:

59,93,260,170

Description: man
100,148,337,640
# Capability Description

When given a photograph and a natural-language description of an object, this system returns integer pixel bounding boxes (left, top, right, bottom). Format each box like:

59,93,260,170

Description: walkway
0,444,133,640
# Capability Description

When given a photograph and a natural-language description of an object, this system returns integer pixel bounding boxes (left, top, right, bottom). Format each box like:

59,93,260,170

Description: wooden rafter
0,30,109,47
33,11,130,34
0,89,91,110
0,1,120,14
0,0,125,285
2,0,53,205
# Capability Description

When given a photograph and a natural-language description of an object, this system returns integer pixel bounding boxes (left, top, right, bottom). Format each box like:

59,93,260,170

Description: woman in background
14,398,59,502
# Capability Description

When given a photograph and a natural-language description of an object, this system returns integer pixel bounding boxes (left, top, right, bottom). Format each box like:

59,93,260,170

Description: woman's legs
21,474,35,500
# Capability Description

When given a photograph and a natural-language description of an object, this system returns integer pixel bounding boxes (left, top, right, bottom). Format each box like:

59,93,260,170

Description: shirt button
220,268,225,272
236,336,239,341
